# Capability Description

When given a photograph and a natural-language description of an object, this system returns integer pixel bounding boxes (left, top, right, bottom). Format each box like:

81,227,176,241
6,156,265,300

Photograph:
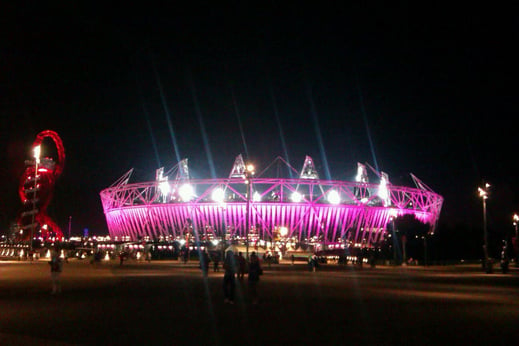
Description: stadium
99,155,443,257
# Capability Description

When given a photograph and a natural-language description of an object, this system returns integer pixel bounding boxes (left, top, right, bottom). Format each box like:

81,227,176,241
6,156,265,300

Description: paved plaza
1,259,518,345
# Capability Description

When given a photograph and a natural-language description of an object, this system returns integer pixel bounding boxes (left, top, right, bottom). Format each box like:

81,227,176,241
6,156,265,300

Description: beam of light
187,208,219,343
268,81,293,178
142,102,162,168
135,70,162,168
303,66,331,180
151,56,181,163
186,67,216,179
355,68,379,172
229,84,249,159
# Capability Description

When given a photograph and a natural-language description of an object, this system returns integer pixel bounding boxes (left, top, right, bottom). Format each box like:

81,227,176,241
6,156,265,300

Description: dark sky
1,3,518,240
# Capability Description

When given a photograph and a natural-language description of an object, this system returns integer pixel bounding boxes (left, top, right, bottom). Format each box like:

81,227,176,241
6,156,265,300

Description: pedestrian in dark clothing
49,249,63,294
237,252,246,281
248,251,262,304
119,251,126,266
223,251,237,304
200,250,210,276
213,253,220,272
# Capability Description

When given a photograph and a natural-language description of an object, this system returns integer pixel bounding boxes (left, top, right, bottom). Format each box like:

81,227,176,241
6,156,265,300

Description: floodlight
291,191,302,203
327,190,340,205
179,184,195,201
211,187,225,203
159,181,170,195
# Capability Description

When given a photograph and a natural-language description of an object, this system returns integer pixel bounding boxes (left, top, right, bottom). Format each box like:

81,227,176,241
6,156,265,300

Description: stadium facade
100,155,443,250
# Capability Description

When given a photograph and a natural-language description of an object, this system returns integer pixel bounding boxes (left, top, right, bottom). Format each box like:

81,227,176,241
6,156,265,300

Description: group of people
222,250,263,304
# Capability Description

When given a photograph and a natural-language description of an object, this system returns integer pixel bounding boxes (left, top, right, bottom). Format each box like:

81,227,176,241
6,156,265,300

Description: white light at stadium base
253,191,261,202
291,191,302,203
211,187,225,203
279,226,288,237
179,184,195,201
327,190,340,205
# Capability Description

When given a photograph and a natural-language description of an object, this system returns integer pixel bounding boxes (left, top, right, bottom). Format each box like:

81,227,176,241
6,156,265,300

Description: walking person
213,252,220,272
200,249,210,276
248,251,262,304
237,252,246,281
49,248,63,294
223,250,237,304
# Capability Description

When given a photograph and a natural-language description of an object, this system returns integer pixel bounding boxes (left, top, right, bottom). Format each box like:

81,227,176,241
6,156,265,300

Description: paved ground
1,259,518,345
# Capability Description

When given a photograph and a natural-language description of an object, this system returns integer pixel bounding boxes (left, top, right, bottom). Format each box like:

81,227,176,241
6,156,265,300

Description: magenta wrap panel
100,178,443,245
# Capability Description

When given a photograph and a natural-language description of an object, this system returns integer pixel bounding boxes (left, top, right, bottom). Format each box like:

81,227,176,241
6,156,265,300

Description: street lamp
388,208,399,264
513,213,518,267
245,163,255,260
513,213,518,239
478,183,491,272
68,216,72,240
30,145,41,252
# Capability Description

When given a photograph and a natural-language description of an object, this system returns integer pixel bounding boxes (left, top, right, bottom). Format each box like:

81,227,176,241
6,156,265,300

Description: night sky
1,4,518,257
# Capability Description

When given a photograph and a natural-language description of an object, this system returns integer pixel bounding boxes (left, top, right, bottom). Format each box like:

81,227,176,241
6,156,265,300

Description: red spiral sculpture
17,130,65,241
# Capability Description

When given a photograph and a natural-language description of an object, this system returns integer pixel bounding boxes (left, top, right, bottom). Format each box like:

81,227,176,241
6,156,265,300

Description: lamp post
68,216,72,240
513,213,519,267
513,213,518,240
478,183,491,272
30,145,41,253
245,164,255,260
389,209,398,265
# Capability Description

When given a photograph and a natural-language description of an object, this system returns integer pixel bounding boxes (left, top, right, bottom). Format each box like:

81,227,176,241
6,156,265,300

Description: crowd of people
221,250,263,304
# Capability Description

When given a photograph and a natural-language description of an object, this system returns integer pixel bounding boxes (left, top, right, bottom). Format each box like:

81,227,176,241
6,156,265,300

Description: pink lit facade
100,175,443,246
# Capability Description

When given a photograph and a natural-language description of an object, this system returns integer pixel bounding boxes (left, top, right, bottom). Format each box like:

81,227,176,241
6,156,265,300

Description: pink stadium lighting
100,156,443,247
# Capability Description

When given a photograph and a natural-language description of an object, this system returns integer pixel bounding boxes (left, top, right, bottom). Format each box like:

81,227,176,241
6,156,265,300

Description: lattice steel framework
17,130,65,240
100,172,443,246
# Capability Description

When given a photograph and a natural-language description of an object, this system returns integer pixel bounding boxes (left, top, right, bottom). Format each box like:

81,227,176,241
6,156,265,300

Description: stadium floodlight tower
355,163,369,203
378,172,391,207
156,167,170,202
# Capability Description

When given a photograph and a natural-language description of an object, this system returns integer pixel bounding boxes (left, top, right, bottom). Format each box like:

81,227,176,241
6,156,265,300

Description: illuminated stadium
100,155,443,254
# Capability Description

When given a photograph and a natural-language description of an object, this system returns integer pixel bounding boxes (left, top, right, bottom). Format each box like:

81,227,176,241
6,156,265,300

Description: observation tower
17,130,65,242
100,155,443,253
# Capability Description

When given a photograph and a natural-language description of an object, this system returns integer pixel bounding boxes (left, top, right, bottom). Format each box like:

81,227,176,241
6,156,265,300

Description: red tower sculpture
17,130,65,241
